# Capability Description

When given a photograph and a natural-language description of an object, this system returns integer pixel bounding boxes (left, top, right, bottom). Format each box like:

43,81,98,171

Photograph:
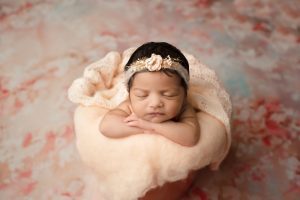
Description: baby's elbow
100,127,121,138
181,121,200,146
179,132,199,147
189,124,201,146
99,121,116,138
99,123,110,137
193,131,200,145
187,133,199,147
185,124,200,147
100,121,130,139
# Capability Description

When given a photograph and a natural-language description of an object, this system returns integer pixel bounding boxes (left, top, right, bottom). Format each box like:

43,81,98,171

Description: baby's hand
124,113,139,123
124,113,153,131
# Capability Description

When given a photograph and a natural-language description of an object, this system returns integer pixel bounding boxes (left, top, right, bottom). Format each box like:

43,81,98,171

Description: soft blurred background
0,0,299,199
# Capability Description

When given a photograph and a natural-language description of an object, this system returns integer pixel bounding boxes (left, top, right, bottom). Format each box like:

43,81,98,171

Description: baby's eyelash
163,93,178,97
135,94,148,98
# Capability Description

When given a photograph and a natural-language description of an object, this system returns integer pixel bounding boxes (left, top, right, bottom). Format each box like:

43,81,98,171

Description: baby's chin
148,118,165,123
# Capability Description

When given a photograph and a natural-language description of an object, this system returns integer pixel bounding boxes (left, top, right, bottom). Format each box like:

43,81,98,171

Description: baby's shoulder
115,99,132,114
179,103,197,117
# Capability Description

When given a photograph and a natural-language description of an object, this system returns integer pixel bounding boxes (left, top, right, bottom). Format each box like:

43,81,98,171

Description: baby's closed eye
134,91,148,98
162,92,179,97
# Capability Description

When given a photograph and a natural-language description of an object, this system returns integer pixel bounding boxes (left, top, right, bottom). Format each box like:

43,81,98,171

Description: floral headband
124,53,189,87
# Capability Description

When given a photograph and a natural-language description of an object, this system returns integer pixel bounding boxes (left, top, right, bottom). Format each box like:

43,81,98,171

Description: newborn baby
68,42,232,200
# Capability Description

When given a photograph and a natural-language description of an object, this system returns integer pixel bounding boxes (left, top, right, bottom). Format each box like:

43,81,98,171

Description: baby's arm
99,100,145,138
125,104,200,147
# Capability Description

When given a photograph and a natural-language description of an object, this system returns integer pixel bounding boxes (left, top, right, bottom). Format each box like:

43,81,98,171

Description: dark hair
125,42,189,91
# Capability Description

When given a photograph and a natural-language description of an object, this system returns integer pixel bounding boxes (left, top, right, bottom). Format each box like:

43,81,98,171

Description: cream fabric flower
124,53,189,87
145,54,163,71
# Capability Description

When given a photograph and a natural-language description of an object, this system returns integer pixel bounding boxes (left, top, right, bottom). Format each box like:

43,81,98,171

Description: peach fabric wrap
68,48,232,200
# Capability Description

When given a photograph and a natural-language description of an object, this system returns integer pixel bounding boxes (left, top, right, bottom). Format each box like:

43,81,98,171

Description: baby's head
125,42,189,92
124,42,190,122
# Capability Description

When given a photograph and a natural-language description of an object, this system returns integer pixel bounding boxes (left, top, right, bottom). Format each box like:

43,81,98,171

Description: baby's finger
126,120,139,127
124,116,134,122
123,117,130,122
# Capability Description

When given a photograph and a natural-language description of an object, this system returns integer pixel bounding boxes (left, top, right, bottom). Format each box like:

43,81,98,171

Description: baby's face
129,71,185,123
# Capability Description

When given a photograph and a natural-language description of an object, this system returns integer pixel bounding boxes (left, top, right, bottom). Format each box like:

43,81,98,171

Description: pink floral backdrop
0,0,299,199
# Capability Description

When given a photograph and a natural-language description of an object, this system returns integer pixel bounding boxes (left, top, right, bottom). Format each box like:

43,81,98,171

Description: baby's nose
149,95,163,108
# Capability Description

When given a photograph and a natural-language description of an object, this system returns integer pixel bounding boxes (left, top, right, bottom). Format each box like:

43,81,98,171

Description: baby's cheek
170,104,180,113
170,106,183,118
132,106,145,118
